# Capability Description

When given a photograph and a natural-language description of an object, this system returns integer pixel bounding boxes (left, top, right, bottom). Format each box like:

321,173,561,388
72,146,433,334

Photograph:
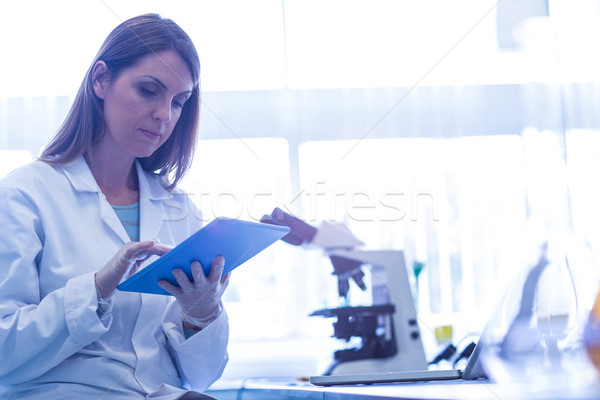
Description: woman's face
93,50,194,160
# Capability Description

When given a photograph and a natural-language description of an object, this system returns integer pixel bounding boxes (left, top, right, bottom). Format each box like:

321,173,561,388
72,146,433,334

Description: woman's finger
207,256,225,283
220,272,230,286
172,269,194,292
123,241,172,262
157,279,180,295
190,261,206,285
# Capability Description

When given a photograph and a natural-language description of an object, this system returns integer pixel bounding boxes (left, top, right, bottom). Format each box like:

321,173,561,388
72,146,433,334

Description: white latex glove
95,240,172,300
158,256,230,330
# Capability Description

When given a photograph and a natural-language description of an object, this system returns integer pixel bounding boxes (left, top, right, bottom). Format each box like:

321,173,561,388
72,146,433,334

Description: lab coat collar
61,156,101,193
62,156,174,243
134,160,172,202
61,155,173,202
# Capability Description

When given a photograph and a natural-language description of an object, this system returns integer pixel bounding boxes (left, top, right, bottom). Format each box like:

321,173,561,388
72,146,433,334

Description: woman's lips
141,129,162,140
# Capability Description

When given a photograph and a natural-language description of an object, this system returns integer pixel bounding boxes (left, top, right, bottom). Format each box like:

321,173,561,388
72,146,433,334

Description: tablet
117,217,290,295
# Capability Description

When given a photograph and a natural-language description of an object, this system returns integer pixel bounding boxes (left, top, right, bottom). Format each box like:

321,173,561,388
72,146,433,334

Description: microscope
261,208,428,375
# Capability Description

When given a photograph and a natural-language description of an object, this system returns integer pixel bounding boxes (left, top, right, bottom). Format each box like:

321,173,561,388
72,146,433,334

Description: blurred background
1,0,600,381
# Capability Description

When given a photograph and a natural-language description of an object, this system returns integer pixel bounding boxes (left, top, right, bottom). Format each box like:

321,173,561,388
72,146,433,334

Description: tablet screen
117,217,289,295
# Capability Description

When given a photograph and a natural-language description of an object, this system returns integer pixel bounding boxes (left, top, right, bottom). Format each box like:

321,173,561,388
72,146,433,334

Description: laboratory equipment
261,208,428,375
479,231,600,389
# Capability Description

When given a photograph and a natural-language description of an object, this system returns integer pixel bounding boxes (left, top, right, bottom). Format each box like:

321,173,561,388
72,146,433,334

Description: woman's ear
91,61,110,99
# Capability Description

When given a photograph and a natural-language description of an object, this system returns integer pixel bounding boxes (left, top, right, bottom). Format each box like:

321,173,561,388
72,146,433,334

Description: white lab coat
0,156,229,399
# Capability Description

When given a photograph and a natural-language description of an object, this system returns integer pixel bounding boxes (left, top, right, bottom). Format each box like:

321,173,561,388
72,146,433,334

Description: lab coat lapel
61,156,130,244
98,196,131,244
136,161,171,241
140,198,164,242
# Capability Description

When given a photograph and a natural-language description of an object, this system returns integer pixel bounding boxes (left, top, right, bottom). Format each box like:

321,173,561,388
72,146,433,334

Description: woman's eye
140,87,155,96
173,100,184,109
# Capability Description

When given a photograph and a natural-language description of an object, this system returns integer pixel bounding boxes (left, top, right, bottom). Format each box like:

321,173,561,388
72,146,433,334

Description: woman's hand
95,240,172,300
158,256,230,330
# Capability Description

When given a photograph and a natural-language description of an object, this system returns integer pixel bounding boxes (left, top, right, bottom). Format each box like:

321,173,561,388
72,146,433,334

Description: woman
0,14,229,399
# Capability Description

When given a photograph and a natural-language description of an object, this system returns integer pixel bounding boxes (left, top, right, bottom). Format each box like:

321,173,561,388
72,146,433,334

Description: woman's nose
153,101,172,122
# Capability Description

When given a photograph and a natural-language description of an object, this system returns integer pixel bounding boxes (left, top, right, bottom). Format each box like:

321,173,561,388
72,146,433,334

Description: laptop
309,339,486,386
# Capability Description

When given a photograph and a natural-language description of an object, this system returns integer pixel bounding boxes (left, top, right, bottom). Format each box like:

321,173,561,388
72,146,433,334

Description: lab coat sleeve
0,187,111,384
162,301,229,391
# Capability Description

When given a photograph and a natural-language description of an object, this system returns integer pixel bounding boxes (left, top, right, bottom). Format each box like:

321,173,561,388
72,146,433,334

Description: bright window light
0,1,113,97
566,129,600,252
0,150,34,178
284,0,528,88
0,0,286,97
0,0,553,97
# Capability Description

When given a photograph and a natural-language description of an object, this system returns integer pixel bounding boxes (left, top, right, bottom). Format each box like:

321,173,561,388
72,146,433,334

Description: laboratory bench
206,377,600,400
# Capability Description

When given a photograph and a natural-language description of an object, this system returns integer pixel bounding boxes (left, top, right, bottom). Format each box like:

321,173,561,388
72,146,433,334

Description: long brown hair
41,13,201,190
